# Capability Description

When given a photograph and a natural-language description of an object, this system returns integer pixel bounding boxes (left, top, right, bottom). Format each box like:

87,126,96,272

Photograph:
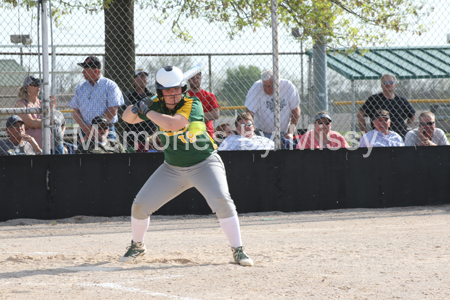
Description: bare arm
418,129,437,146
287,106,301,135
15,102,42,129
204,107,220,122
146,110,189,131
22,134,42,154
357,109,368,133
122,106,144,124
103,106,118,122
72,108,91,134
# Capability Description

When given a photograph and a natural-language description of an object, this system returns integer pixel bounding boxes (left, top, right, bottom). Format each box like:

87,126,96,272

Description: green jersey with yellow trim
138,95,216,167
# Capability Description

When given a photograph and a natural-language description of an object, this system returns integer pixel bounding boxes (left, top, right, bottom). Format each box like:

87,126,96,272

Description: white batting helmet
155,66,187,98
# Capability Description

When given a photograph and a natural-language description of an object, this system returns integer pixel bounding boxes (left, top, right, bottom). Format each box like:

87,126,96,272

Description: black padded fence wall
1,147,449,221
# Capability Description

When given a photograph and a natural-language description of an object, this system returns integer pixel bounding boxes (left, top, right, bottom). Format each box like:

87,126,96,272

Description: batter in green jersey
121,66,253,266
137,94,216,167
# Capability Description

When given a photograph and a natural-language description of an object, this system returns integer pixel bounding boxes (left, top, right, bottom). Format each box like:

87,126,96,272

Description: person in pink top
297,111,349,150
187,72,220,138
15,76,45,148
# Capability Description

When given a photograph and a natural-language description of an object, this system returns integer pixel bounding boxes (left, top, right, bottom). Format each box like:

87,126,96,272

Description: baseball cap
6,115,24,128
77,56,101,69
315,112,332,122
23,75,40,89
91,116,111,126
134,69,149,78
372,109,390,121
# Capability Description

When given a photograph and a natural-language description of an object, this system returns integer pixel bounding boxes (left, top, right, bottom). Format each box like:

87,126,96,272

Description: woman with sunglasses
14,75,65,153
15,76,45,148
404,111,449,146
297,111,349,149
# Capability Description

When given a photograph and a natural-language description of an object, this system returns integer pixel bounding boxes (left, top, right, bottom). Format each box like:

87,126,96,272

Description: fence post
271,0,281,150
208,54,212,93
41,0,51,154
313,35,327,113
351,79,356,132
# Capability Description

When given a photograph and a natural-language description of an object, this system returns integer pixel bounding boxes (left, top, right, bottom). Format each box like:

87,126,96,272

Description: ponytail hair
18,86,28,99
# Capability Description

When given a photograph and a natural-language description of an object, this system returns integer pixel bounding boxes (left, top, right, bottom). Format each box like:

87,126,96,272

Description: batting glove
135,99,151,115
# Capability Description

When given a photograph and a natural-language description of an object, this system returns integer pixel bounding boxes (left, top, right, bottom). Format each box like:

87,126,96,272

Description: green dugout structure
307,46,450,131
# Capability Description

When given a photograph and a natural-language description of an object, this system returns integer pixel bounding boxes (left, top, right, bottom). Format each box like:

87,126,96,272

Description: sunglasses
29,83,40,87
239,122,253,128
95,124,110,130
383,80,395,85
420,121,435,126
316,120,331,125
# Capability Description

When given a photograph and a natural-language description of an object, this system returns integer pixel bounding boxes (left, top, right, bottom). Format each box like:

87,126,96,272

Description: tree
149,0,433,49
4,0,433,49
3,0,131,90
216,65,261,108
104,0,135,94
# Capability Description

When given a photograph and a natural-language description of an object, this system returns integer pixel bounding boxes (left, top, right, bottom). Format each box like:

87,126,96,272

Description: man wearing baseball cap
359,109,404,148
123,69,157,152
75,116,125,154
0,115,42,155
69,56,124,141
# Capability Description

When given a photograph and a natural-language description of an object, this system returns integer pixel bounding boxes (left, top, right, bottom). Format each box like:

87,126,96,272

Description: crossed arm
122,105,189,131
73,106,118,136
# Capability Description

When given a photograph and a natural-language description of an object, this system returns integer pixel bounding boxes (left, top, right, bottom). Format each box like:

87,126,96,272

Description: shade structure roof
0,59,28,86
307,46,450,80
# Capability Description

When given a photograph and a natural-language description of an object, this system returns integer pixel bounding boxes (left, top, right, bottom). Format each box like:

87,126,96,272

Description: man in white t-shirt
218,112,274,151
405,111,449,146
245,69,301,149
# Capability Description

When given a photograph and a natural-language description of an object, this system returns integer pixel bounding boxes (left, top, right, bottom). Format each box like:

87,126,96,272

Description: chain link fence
1,0,449,155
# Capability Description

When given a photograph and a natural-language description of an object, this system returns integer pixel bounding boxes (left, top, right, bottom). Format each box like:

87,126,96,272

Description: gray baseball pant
132,152,238,220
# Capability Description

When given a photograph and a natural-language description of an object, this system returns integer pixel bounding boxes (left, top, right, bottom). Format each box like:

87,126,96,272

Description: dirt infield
1,205,449,299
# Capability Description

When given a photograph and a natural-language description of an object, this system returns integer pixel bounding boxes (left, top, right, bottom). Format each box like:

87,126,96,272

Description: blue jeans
54,144,65,154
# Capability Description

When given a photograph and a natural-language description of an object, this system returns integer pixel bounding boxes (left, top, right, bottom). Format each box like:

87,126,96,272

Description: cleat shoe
231,246,254,266
119,240,147,264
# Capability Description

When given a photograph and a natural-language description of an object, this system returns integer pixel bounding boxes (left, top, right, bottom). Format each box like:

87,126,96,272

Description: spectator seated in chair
359,109,404,148
296,111,349,150
404,111,449,146
218,112,274,151
75,116,126,154
0,115,42,155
